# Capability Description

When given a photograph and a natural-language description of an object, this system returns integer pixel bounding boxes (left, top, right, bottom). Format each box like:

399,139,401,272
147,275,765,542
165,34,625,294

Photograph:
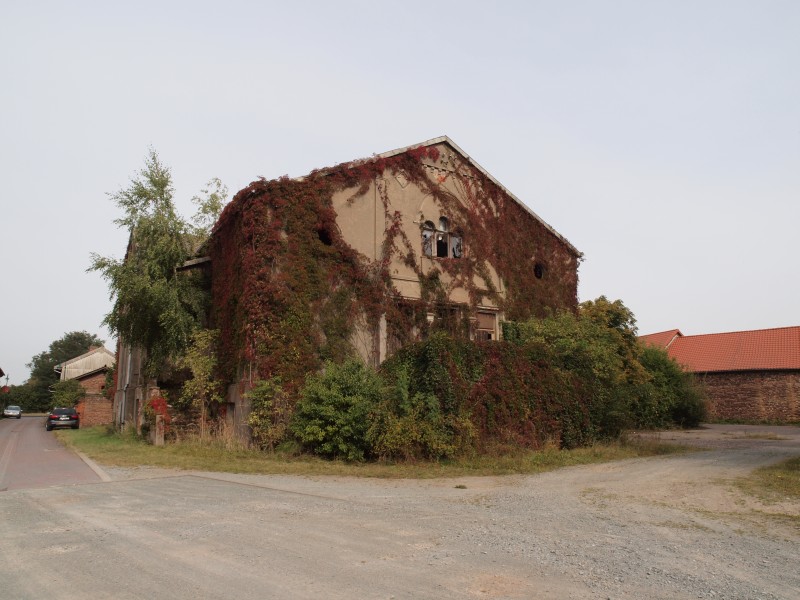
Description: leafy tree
179,328,223,438
89,149,227,377
1,385,37,412
50,379,84,410
191,178,228,238
25,331,104,412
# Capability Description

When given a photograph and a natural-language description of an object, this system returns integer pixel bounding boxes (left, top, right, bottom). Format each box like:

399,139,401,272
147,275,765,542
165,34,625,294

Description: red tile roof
640,326,800,373
639,329,682,350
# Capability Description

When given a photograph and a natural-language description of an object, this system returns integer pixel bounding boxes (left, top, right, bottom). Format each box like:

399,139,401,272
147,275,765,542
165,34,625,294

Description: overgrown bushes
224,297,707,461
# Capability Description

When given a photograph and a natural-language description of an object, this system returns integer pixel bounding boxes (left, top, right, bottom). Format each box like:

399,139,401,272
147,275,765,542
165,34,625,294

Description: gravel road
0,424,797,599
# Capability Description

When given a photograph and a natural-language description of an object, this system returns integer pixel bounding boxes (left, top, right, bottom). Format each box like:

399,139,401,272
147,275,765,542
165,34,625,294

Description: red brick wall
700,370,800,423
75,394,113,427
78,371,107,395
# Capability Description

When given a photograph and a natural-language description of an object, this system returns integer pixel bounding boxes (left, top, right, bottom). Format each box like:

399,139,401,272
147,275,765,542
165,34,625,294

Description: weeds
56,427,686,479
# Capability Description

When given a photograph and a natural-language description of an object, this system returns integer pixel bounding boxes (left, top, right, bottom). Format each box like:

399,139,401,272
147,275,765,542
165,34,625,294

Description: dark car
46,407,80,431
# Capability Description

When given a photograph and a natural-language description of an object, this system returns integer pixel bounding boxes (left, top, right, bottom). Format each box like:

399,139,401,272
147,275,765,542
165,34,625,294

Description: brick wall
700,370,800,423
75,394,113,427
78,371,107,395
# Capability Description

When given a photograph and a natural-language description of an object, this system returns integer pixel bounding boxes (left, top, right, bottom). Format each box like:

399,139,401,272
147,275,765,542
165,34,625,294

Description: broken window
422,221,435,257
423,216,462,259
475,311,497,341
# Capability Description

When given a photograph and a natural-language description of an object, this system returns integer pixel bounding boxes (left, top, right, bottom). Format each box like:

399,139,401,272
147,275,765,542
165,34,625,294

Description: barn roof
639,326,800,373
57,346,116,381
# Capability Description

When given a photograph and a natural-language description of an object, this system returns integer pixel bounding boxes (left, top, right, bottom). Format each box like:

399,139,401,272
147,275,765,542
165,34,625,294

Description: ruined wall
700,370,800,423
76,394,113,427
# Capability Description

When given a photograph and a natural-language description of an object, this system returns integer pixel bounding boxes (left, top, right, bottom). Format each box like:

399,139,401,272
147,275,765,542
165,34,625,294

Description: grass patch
736,456,800,504
57,427,687,479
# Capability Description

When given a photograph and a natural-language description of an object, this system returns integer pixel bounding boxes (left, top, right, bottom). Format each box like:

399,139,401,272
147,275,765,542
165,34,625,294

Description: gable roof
57,346,116,381
640,326,800,373
380,136,582,258
639,329,682,350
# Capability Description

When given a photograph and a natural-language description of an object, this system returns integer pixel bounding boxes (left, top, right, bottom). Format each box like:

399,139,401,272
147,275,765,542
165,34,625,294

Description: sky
1,0,798,385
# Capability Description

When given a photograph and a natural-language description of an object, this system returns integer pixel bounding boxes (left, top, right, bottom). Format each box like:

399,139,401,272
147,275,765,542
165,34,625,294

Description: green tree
1,385,37,412
25,331,104,412
50,379,84,410
89,150,227,377
179,329,223,438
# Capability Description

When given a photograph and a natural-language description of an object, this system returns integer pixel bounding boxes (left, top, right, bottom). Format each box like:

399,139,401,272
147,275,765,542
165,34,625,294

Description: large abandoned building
208,136,581,434
114,137,582,435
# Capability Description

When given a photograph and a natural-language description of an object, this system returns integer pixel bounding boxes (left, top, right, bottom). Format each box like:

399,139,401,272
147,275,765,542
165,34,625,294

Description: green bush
367,366,474,460
638,347,707,427
247,378,291,450
291,360,383,461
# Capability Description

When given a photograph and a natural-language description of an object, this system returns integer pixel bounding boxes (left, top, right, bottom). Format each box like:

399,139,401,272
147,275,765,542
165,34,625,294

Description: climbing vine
209,143,579,403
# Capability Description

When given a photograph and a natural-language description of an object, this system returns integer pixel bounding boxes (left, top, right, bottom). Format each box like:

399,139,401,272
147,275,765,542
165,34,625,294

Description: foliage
89,149,227,377
247,378,291,451
25,331,104,412
505,297,707,432
291,360,384,461
142,395,171,436
50,379,84,410
191,178,228,238
179,329,223,436
0,385,37,411
367,366,469,460
637,346,706,427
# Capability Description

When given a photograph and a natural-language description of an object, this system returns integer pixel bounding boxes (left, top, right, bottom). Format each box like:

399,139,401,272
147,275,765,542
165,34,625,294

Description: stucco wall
700,370,800,423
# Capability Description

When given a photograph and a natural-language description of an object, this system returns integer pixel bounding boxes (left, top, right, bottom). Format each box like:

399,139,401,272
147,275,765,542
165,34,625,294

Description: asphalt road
0,416,101,491
0,424,798,599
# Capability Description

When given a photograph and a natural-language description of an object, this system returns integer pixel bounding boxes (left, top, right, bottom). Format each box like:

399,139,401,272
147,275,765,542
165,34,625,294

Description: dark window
422,221,435,257
534,263,545,279
422,216,462,259
475,311,496,341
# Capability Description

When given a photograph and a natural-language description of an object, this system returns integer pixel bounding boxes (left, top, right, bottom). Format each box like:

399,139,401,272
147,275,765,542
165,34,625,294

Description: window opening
422,221,435,257
475,311,497,341
422,216,462,259
533,263,545,279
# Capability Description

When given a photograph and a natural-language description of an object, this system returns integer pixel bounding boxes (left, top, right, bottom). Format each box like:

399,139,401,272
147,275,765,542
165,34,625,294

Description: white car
3,405,22,419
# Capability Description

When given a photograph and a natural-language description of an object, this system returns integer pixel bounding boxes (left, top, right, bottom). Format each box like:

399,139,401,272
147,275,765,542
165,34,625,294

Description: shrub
638,346,706,427
367,366,473,461
247,379,291,450
291,360,383,461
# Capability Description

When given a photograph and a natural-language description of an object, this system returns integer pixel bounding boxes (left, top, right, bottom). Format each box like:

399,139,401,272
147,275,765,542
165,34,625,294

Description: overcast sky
2,1,798,385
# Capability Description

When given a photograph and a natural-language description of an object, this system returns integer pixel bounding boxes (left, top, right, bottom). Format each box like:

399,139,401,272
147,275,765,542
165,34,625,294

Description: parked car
45,407,80,431
3,405,22,419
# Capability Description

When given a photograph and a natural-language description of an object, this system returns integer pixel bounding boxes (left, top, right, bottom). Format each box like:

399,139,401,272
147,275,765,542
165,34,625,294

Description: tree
89,150,227,377
50,379,84,410
179,329,223,438
25,331,104,412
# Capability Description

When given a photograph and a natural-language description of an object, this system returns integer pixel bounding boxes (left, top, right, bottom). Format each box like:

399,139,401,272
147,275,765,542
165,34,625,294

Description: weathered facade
210,137,582,435
57,346,116,427
640,327,800,423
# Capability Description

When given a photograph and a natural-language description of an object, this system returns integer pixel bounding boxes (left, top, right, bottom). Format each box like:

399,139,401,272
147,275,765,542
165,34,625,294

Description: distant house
57,346,116,427
640,327,800,423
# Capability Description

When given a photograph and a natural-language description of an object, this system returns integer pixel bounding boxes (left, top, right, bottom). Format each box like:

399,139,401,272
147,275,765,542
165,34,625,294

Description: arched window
422,221,435,257
422,216,463,259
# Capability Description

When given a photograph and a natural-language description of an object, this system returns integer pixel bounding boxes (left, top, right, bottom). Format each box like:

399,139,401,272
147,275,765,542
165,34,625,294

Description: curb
75,450,113,482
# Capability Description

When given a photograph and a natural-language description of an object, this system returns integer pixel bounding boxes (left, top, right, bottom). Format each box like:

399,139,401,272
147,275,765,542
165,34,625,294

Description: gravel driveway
1,424,798,599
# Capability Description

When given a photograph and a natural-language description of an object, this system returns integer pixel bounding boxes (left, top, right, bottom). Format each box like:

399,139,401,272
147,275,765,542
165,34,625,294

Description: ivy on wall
209,144,579,398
